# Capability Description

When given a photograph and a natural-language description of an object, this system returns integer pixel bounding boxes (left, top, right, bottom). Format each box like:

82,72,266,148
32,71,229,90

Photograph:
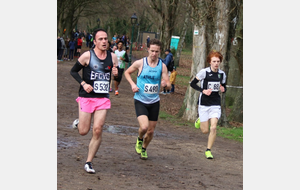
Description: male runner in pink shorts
70,29,118,173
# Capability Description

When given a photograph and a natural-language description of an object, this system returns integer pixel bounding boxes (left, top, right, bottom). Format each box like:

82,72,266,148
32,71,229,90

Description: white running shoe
84,162,95,173
72,119,79,129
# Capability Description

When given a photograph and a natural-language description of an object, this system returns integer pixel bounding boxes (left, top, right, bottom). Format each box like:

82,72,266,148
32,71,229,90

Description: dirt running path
57,56,243,190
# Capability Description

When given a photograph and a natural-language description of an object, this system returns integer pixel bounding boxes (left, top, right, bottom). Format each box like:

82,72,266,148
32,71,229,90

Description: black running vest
78,50,113,98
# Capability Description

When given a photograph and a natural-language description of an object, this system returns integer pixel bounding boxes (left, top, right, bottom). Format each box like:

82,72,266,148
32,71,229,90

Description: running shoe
140,149,148,160
72,119,79,129
205,150,214,159
84,162,95,173
135,137,143,154
195,118,200,129
115,91,119,95
109,88,113,92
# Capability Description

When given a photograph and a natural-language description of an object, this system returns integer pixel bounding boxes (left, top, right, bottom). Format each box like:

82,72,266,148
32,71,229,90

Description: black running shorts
114,67,124,82
134,99,160,121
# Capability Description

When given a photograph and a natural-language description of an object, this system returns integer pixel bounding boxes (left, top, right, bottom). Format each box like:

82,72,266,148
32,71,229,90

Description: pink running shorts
76,97,111,113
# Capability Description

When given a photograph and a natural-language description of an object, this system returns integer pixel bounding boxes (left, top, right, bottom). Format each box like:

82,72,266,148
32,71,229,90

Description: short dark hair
92,28,107,40
117,40,124,45
149,38,162,48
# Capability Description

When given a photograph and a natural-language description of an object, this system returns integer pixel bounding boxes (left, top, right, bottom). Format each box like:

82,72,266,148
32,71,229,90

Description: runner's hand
220,85,225,92
112,65,118,76
83,83,93,93
161,80,166,88
131,84,139,93
203,89,212,96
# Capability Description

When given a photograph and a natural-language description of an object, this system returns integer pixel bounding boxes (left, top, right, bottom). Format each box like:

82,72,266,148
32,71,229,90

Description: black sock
206,148,211,151
138,137,143,141
142,147,146,151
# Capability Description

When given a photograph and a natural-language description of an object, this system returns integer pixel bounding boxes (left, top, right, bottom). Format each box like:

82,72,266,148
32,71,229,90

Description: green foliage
159,111,176,122
217,126,243,142
176,75,190,87
159,110,243,142
171,47,176,55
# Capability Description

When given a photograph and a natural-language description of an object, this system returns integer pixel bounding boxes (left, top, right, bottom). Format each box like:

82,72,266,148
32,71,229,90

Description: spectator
58,36,66,61
112,34,117,44
68,38,76,61
160,49,173,94
76,36,83,57
57,36,62,60
146,36,150,47
86,32,90,48
170,66,177,93
64,37,70,61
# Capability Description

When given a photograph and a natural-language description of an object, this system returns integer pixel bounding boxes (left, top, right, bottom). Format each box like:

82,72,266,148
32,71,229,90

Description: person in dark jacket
68,38,76,61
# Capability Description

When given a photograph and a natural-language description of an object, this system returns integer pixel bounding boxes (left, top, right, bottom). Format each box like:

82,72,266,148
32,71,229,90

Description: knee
146,129,154,137
201,128,209,134
92,126,103,138
139,124,148,134
78,128,89,136
200,122,209,134
210,125,217,134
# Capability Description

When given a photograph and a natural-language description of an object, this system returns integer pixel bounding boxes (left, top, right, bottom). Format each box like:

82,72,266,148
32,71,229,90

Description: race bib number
207,81,220,92
144,83,159,94
93,81,109,93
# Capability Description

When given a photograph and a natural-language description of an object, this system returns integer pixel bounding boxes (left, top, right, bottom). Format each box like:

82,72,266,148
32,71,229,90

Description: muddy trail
57,54,243,190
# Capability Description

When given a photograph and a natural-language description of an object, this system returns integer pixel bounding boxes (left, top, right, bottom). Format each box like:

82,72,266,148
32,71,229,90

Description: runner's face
117,42,123,50
94,31,108,51
210,56,221,72
148,45,160,61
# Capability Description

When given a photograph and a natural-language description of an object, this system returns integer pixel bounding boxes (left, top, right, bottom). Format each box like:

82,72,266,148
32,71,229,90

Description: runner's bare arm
111,53,118,76
161,63,171,90
78,51,91,66
124,59,143,93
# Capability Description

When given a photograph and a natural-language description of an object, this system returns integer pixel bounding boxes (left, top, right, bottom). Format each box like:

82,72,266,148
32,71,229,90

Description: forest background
57,0,243,128
0,0,298,189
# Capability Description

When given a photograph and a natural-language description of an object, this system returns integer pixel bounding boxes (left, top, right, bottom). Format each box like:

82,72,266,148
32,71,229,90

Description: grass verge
159,110,243,143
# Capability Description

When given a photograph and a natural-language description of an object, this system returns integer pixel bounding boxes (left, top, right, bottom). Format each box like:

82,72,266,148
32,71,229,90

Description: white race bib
144,83,159,94
93,81,109,93
207,81,220,92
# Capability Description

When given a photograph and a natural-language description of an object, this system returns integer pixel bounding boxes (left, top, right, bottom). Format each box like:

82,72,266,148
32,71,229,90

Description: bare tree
147,0,180,51
174,1,191,67
181,0,242,127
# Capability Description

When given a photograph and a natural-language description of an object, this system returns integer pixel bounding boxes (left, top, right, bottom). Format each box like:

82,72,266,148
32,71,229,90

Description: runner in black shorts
134,100,160,121
124,38,170,160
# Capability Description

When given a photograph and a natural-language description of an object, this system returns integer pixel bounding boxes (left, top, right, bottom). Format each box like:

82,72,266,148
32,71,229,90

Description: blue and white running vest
134,57,163,104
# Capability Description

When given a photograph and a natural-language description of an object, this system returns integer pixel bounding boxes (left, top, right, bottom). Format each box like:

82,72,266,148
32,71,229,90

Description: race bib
144,83,159,94
207,81,220,92
93,81,109,93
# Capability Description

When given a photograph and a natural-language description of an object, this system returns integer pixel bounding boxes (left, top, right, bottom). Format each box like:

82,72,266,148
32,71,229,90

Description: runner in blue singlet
124,38,171,160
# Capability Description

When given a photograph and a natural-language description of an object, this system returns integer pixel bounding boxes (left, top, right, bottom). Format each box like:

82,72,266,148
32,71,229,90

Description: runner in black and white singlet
70,29,118,174
78,48,113,98
190,50,226,159
124,38,171,160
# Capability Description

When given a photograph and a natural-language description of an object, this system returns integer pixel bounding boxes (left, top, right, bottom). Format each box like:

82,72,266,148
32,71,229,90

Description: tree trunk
213,0,231,127
175,2,191,67
227,0,243,123
182,24,207,121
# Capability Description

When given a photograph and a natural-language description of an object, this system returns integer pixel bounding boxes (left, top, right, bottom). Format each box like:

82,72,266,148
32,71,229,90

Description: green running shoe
135,137,143,154
205,150,214,159
140,149,148,160
195,118,200,129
